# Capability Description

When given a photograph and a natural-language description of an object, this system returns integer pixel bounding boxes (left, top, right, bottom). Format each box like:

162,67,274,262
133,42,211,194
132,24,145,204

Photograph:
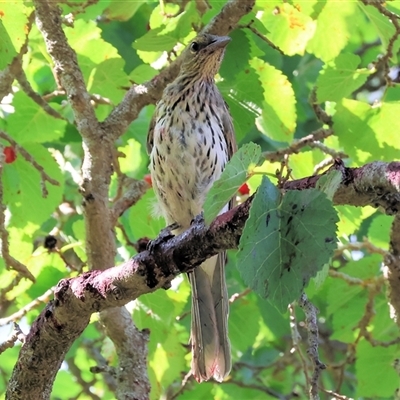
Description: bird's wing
146,112,156,155
221,101,237,160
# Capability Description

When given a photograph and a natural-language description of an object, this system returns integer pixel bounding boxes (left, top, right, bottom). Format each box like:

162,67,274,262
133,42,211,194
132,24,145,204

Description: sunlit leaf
317,54,370,102
203,143,261,225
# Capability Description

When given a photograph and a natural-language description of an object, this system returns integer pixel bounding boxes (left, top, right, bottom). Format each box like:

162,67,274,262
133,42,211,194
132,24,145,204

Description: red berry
238,183,250,195
144,174,152,186
3,146,16,164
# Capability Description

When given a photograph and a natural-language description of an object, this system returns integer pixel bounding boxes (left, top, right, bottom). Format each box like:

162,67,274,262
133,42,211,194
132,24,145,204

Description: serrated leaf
237,176,338,313
220,30,252,82
306,0,357,62
260,2,316,56
334,99,400,163
356,340,400,398
0,2,33,68
6,92,66,143
250,58,296,142
133,27,177,52
65,20,119,64
360,2,399,52
88,58,130,103
317,54,370,102
7,143,64,228
203,143,261,225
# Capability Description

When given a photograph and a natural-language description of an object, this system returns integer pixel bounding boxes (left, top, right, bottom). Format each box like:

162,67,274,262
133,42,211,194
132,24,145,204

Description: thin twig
229,287,251,303
360,0,400,85
0,287,55,326
238,20,284,54
16,70,65,120
298,293,326,400
309,87,333,126
0,323,26,354
308,141,348,159
289,303,310,399
263,128,334,162
335,238,389,257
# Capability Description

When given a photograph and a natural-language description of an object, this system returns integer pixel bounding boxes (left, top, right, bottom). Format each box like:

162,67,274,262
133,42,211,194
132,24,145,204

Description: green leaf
317,54,370,102
237,176,338,312
6,92,66,143
327,280,366,342
66,20,119,63
129,64,158,84
256,296,290,341
368,214,392,249
222,89,259,142
102,0,145,21
203,143,261,225
360,2,399,52
128,189,165,239
327,256,381,342
6,143,64,228
133,27,177,52
0,2,33,68
316,170,342,201
134,291,175,341
52,371,81,398
250,58,297,142
356,340,400,398
229,294,260,351
0,20,16,69
220,30,252,82
118,138,147,177
88,58,130,103
260,2,316,56
215,383,268,400
306,0,357,62
334,99,400,164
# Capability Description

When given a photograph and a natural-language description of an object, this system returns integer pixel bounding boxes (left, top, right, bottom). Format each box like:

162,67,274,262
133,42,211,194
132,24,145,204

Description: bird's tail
189,252,231,382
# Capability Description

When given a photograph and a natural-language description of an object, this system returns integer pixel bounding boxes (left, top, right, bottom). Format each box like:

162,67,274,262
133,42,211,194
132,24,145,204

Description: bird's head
180,34,231,79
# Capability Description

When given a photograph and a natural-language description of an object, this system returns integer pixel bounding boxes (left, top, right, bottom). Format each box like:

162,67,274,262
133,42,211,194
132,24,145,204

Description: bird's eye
190,41,200,53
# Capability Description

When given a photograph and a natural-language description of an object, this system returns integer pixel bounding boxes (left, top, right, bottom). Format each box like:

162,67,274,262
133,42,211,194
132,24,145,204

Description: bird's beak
209,36,231,50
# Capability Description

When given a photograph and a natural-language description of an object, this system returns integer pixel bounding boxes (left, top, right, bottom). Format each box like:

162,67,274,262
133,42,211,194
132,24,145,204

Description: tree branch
27,1,258,399
6,160,400,398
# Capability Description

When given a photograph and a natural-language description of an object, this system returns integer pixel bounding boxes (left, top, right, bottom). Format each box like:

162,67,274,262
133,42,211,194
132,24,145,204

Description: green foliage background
1,0,400,399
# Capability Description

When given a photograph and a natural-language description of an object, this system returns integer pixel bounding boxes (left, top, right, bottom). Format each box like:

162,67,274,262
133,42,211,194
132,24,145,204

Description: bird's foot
190,212,205,226
147,222,180,253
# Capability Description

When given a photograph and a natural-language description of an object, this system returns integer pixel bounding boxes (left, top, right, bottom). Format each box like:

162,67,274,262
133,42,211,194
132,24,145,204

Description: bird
147,33,236,382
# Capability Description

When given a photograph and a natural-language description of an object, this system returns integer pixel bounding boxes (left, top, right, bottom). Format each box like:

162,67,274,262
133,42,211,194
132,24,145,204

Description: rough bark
7,160,400,399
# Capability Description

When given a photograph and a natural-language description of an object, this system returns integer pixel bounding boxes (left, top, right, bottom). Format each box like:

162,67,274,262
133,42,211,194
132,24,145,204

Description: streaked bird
147,33,236,382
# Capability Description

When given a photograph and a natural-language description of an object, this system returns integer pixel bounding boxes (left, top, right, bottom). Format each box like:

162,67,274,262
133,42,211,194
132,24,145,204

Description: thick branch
34,0,115,270
33,1,98,138
285,161,400,214
7,160,400,399
15,2,258,399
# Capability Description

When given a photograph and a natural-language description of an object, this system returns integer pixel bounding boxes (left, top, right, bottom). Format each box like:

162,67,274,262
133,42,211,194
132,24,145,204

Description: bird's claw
190,212,205,226
147,222,180,253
